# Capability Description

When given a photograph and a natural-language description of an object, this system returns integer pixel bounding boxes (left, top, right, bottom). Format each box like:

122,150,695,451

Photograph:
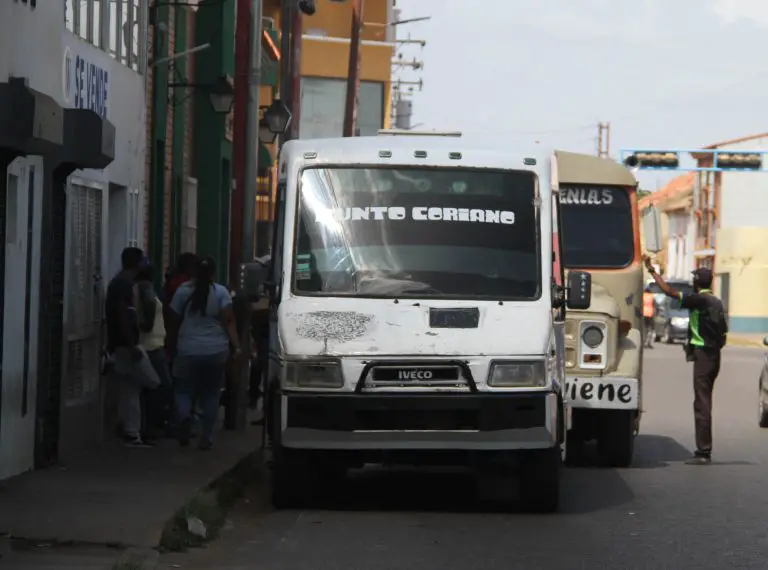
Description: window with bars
65,0,146,73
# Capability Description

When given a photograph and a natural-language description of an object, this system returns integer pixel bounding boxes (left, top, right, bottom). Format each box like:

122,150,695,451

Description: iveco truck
261,135,591,512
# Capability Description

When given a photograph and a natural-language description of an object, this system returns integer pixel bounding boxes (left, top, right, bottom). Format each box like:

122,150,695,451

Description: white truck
260,134,592,512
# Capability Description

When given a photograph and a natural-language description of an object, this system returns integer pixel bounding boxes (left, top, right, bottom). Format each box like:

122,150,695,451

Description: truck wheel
518,447,560,513
759,377,768,428
271,447,348,509
597,410,635,467
271,447,313,509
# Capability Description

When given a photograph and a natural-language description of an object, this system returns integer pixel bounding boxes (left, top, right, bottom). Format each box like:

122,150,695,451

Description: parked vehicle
261,134,592,512
554,151,662,467
759,336,768,428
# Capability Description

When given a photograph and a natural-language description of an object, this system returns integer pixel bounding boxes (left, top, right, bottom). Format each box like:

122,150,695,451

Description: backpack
715,303,729,349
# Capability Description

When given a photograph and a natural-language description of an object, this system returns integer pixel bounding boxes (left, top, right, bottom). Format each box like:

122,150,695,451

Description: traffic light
623,151,679,169
716,152,762,170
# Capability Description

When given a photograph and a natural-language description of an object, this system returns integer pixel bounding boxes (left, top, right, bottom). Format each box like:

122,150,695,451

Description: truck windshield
293,166,541,300
558,185,634,268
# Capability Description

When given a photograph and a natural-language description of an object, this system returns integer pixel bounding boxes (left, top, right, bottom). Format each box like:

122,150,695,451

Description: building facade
696,134,768,333
0,0,147,481
639,174,695,281
292,0,395,138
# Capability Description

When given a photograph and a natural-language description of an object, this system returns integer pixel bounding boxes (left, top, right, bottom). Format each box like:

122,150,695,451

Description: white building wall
717,136,768,230
0,1,67,480
0,0,148,479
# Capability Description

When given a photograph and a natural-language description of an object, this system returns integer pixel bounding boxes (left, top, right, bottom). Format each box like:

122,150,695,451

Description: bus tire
518,447,560,513
597,410,635,467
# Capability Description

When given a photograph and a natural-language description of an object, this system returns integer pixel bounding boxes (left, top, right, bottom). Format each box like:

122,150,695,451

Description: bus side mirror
642,205,663,253
567,270,592,310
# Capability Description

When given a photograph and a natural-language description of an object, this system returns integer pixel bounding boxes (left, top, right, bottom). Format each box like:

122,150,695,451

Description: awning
59,109,116,171
0,77,64,158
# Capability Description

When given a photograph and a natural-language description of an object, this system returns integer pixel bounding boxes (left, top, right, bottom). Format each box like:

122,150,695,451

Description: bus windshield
558,185,634,269
293,166,541,300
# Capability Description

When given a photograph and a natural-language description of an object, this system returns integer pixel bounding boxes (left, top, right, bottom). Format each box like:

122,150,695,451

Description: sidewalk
0,422,263,549
727,333,766,348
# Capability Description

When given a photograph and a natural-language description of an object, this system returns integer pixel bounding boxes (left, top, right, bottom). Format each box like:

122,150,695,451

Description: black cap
692,267,713,288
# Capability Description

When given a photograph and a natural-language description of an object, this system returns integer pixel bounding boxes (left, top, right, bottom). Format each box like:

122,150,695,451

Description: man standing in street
643,255,728,465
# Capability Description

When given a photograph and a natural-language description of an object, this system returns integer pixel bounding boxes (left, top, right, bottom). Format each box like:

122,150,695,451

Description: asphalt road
162,344,768,570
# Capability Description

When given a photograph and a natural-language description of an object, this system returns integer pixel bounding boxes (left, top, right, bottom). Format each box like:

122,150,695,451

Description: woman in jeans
167,256,241,449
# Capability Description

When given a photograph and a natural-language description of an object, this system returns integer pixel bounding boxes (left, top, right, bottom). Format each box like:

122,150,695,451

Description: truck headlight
488,361,547,387
284,360,343,389
582,325,604,348
670,316,688,328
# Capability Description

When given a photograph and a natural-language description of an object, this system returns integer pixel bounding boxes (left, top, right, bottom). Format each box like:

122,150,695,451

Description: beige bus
554,150,659,467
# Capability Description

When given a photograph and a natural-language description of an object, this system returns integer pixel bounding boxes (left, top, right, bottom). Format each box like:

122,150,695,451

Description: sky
391,0,768,190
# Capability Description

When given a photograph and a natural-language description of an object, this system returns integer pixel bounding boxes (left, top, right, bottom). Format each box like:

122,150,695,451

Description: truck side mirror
642,205,663,253
236,262,268,302
566,270,592,310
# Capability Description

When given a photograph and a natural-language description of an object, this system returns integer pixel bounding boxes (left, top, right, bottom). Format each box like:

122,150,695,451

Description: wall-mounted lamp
258,99,293,144
168,75,235,114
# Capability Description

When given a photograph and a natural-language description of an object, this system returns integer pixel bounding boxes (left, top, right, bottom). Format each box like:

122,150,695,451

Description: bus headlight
582,325,604,348
284,360,343,389
488,361,547,387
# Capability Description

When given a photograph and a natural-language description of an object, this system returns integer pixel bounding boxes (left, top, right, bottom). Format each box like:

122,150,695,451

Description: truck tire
271,447,312,509
596,410,635,467
518,447,561,513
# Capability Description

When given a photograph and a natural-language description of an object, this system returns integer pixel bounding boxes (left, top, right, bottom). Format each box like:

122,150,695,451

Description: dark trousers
692,348,721,457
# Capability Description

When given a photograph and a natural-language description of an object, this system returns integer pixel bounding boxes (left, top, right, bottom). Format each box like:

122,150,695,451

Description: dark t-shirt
105,274,139,351
679,290,727,350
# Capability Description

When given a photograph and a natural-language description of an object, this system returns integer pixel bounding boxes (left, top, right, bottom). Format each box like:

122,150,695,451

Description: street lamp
258,99,292,144
207,76,235,114
168,75,235,114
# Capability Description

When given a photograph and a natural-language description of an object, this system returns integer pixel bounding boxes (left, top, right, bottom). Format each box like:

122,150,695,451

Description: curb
158,449,265,552
727,337,765,349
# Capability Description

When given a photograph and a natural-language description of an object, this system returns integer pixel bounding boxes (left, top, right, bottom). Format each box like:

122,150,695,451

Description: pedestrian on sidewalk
643,255,728,465
106,247,162,448
136,264,173,439
167,256,242,450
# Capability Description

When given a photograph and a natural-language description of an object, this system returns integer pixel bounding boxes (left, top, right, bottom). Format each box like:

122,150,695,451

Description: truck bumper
564,376,639,410
277,391,559,451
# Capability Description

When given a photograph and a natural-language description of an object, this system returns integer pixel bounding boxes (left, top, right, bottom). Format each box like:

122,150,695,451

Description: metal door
63,181,104,405
0,159,37,480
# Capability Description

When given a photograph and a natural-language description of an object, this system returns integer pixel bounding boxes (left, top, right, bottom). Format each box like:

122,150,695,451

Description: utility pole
279,0,293,144
343,0,364,137
597,122,610,159
227,0,262,431
288,5,303,139
243,0,262,266
231,0,251,287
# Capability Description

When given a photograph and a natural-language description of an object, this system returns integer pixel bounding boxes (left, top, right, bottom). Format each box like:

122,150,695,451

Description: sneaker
685,455,711,465
198,438,213,451
124,436,153,448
